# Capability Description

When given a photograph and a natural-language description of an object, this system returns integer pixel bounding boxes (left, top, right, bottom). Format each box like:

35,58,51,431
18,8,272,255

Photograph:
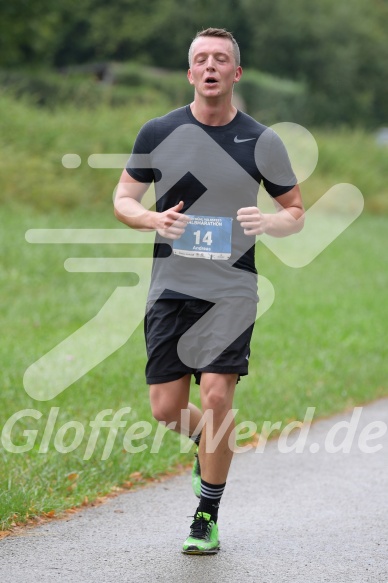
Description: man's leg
198,372,237,482
149,374,202,437
182,372,237,555
198,372,237,506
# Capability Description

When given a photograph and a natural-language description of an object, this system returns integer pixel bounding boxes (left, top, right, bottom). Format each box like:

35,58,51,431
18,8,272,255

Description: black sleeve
257,129,297,197
126,119,156,184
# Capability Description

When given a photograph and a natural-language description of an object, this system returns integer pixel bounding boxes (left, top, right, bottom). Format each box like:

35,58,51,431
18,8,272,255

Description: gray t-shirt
126,105,296,302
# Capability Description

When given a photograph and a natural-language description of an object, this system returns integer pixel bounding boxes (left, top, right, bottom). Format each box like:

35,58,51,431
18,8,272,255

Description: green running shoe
182,511,220,555
191,450,201,498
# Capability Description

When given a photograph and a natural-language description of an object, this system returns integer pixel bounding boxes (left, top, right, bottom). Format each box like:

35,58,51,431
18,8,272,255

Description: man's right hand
114,171,189,236
154,201,190,239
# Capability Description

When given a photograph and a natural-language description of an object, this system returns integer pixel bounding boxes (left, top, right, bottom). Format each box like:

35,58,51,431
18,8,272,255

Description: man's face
187,36,242,98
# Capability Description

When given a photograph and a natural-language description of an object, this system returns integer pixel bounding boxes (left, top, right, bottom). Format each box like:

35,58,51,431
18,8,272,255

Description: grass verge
1,204,387,531
1,92,387,530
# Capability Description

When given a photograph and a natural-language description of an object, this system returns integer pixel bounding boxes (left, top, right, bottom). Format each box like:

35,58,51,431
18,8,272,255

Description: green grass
1,92,387,213
1,93,387,530
304,128,388,213
1,206,387,530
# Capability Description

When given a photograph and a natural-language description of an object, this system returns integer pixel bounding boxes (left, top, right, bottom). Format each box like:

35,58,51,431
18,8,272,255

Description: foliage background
1,0,388,127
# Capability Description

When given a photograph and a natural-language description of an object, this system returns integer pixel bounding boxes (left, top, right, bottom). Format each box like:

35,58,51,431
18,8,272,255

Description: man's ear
187,69,195,85
234,66,243,83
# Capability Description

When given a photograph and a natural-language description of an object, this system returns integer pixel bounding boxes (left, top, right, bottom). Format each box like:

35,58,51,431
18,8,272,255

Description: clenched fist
237,206,268,236
155,201,190,239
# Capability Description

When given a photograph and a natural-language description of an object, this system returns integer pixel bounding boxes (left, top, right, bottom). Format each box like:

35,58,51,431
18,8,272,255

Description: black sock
198,479,226,523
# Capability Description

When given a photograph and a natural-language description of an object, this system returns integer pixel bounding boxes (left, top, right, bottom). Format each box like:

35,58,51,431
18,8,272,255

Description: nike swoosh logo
234,136,256,143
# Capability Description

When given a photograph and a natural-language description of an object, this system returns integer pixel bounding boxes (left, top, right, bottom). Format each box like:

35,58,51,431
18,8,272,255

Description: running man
114,27,304,554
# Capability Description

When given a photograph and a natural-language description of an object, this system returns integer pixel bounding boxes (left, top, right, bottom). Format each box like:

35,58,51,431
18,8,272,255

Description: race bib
173,215,232,260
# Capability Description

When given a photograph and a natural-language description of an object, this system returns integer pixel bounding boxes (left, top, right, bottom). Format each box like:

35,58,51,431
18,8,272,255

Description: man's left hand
237,206,267,236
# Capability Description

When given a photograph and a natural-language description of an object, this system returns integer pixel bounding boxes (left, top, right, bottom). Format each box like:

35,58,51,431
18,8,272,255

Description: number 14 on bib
173,215,233,260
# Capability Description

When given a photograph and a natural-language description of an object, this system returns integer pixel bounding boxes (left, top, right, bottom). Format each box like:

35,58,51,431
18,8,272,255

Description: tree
244,0,388,125
0,0,61,66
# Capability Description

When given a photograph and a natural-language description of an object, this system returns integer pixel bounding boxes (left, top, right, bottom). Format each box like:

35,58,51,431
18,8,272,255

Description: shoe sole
182,543,220,555
182,547,220,555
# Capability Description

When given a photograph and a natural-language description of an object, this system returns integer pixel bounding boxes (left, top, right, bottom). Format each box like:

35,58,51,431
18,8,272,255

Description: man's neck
190,100,237,127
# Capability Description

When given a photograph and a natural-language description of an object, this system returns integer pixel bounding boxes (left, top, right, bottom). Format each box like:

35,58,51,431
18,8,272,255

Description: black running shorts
144,297,257,385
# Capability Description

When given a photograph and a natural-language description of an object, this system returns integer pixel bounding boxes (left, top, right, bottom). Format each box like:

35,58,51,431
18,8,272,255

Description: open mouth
205,77,218,85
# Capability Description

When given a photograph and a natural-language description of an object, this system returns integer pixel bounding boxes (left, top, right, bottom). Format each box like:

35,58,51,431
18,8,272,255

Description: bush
0,63,310,121
236,69,307,125
0,67,168,109
112,62,193,106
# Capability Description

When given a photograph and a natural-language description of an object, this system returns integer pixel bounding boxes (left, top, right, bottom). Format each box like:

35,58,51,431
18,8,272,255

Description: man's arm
114,170,189,239
236,184,304,237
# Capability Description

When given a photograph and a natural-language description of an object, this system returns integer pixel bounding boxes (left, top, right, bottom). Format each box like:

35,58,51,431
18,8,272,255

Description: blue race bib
173,215,232,260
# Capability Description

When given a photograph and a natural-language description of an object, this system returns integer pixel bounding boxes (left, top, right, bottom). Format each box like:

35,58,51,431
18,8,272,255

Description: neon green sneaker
192,450,201,498
182,511,220,555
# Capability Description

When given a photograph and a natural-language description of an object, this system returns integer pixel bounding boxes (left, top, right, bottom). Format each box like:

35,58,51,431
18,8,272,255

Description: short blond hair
188,28,240,67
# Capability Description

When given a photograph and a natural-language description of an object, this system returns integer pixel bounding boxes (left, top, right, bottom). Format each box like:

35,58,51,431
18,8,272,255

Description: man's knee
150,393,177,423
200,374,237,412
149,380,189,423
151,403,175,424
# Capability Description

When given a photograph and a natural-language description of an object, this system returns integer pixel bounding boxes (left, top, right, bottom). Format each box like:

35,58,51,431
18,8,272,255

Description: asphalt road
1,399,388,583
